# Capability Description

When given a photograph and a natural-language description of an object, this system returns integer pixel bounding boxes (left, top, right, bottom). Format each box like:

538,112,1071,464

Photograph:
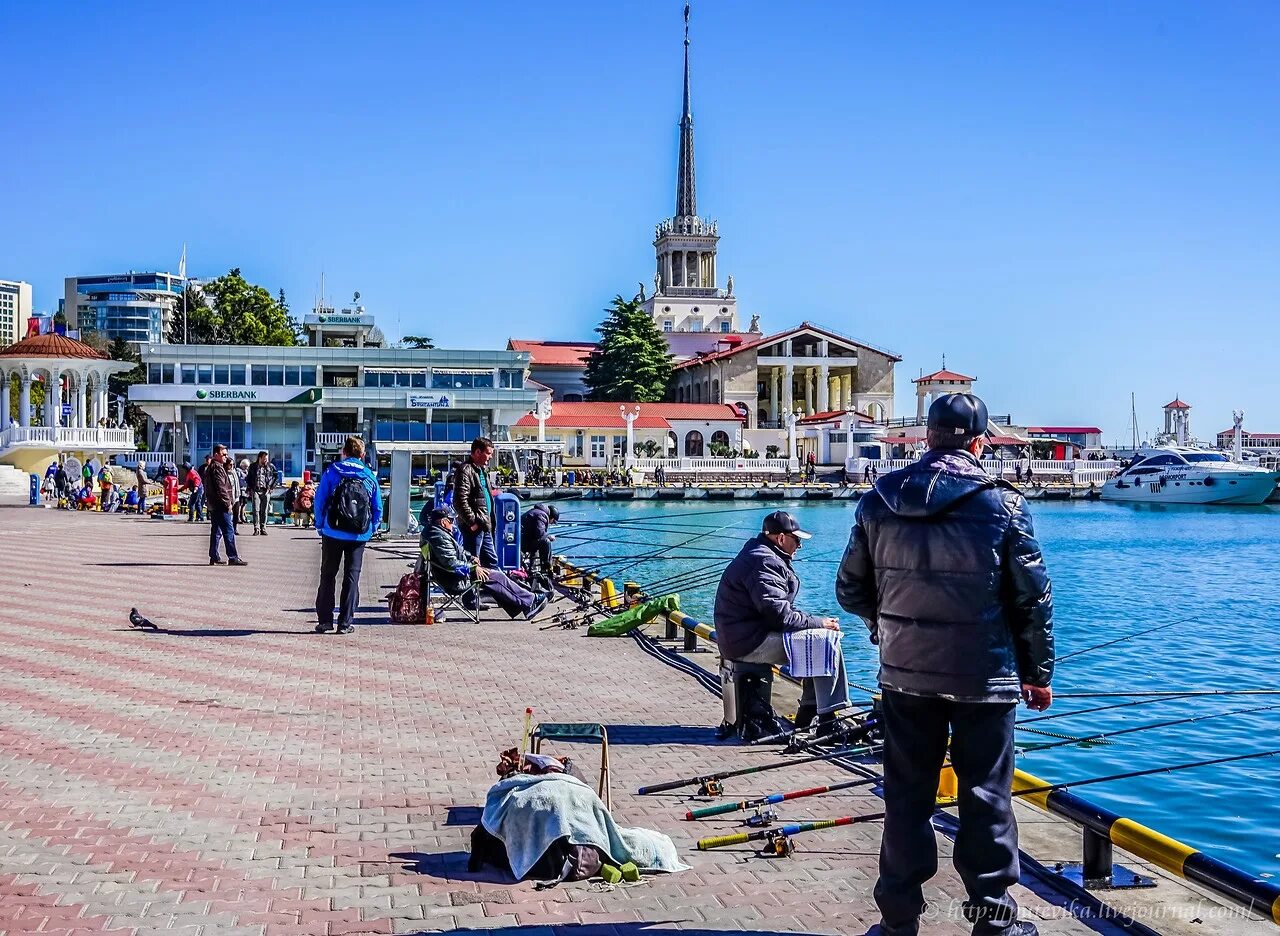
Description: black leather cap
927,393,989,437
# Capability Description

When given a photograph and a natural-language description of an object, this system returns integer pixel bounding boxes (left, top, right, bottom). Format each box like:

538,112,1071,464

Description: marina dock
0,500,1274,934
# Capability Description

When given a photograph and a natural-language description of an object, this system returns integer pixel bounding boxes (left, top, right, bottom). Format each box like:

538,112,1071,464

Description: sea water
554,497,1280,877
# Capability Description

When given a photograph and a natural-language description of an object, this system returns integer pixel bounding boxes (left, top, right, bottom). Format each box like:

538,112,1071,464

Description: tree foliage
401,335,435,349
167,269,299,346
583,295,673,403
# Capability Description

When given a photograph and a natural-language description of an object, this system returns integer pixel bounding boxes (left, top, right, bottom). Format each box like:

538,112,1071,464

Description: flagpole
180,243,188,345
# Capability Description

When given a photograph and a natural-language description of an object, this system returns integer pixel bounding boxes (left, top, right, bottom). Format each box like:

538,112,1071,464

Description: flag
178,243,187,280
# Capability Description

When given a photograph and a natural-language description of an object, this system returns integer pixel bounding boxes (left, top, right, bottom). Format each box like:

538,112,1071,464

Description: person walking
714,510,854,741
313,436,382,635
452,436,499,568
836,393,1053,936
135,461,149,516
246,450,278,535
204,445,247,566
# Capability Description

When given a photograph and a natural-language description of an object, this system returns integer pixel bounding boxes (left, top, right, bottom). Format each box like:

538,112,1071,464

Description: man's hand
1021,683,1052,711
822,617,841,632
547,534,556,542
474,566,491,582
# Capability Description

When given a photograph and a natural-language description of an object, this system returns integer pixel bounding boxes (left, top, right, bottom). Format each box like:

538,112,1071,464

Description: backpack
389,571,423,624
468,826,604,886
327,474,371,534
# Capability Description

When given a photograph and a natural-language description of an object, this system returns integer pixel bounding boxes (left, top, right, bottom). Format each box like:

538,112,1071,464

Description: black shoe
973,924,1037,936
524,594,549,620
251,528,259,535
315,623,334,633
228,558,248,566
336,624,355,635
793,703,817,731
210,558,227,565
872,923,919,936
260,528,267,536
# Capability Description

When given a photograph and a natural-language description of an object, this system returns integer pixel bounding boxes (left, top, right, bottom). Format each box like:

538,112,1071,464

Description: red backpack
389,571,424,624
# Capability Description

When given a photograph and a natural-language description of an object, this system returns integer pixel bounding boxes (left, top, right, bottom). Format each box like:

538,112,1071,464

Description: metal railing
317,432,359,448
630,456,792,475
847,457,1118,483
0,425,135,451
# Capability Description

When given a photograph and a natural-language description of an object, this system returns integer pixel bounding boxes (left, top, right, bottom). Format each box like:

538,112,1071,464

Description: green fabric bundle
587,594,681,637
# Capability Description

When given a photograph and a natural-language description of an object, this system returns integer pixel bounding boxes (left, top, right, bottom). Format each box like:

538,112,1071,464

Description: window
663,320,673,333
710,430,730,448
411,371,425,388
251,365,267,385
230,365,246,385
612,436,625,457
285,366,301,386
590,435,606,459
148,364,161,384
214,365,229,384
181,364,196,384
197,364,213,384
267,366,284,386
499,368,524,389
830,432,848,443
685,431,704,457
566,434,584,458
432,369,494,389
301,367,317,386
719,321,730,333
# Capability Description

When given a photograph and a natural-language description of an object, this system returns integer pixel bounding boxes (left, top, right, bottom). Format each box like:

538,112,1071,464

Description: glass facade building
65,272,183,346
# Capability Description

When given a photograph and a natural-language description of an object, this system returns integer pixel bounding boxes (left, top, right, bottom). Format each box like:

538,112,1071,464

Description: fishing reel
745,807,778,828
697,778,724,797
758,831,795,858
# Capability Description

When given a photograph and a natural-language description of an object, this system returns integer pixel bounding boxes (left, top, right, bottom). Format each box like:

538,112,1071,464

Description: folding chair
419,542,482,624
530,723,611,809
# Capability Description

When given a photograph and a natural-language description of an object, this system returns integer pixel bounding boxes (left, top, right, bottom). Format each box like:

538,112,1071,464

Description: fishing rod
558,503,774,527
1018,692,1212,726
696,747,1280,854
1017,702,1280,755
1054,689,1280,699
637,743,880,796
607,520,746,579
749,706,877,747
1054,615,1198,664
685,776,879,820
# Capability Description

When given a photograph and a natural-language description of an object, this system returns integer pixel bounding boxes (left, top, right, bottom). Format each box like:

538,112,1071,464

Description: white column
804,369,814,416
536,398,551,443
842,373,853,412
621,405,638,468
76,374,87,429
785,411,799,469
0,370,8,432
769,367,779,424
47,370,60,428
782,363,794,417
818,362,830,412
18,370,31,428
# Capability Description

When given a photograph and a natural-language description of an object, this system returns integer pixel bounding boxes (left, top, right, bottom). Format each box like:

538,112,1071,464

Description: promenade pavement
0,502,1201,935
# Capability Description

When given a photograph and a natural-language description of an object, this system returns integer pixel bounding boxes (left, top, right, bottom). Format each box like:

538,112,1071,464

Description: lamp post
534,398,552,443
620,404,640,470
785,409,800,470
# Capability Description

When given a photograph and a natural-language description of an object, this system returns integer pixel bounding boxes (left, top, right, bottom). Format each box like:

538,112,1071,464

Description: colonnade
0,364,115,432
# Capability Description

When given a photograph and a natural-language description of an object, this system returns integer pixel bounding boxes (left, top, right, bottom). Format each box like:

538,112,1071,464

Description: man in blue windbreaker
313,436,383,635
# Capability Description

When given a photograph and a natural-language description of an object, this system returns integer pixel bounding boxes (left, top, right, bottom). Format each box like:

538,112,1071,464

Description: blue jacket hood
873,449,996,518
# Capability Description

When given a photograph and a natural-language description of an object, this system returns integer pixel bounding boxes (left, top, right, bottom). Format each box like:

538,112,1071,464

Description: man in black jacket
245,450,278,535
714,511,852,737
452,437,499,568
837,393,1053,936
520,503,558,575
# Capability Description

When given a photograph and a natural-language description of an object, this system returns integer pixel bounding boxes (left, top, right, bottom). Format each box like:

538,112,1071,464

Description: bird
128,607,158,631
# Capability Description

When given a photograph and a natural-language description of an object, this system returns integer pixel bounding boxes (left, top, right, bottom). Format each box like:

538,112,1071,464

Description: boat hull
1102,471,1278,506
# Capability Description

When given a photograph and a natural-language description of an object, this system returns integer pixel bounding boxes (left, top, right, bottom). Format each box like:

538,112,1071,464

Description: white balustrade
630,456,791,476
847,456,1119,482
317,432,357,448
0,425,135,452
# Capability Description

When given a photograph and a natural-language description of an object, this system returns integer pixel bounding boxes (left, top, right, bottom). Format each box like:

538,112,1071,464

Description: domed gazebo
0,333,138,469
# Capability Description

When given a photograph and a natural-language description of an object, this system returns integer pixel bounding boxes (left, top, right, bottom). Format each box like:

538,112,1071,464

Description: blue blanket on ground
480,773,689,880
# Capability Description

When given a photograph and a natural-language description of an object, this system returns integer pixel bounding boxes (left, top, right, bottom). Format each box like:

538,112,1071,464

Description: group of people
714,392,1054,936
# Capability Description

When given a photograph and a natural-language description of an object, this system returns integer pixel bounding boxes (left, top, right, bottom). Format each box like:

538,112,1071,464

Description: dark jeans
479,567,535,618
316,536,366,628
522,539,552,574
252,491,270,530
463,526,499,569
876,690,1020,934
188,487,205,521
208,510,239,561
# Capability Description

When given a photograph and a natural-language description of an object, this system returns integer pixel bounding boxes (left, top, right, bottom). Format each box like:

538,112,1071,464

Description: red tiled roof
1025,426,1103,435
1164,398,1191,409
513,401,744,430
673,321,902,371
507,339,596,368
797,409,876,425
913,369,974,383
1216,428,1280,438
987,435,1030,446
0,333,108,360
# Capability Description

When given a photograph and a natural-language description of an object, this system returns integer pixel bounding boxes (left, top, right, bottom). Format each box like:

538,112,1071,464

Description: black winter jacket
714,534,824,660
246,461,278,493
520,504,552,551
836,449,1054,701
452,459,492,532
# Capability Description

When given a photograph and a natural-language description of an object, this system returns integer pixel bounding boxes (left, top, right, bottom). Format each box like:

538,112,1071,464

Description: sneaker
315,623,334,633
336,624,355,635
260,528,268,536
251,528,259,536
524,594,549,620
973,924,1037,936
210,558,227,565
228,558,248,566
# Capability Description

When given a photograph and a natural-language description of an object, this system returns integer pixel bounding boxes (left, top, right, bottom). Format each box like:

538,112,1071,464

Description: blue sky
4,1,1278,441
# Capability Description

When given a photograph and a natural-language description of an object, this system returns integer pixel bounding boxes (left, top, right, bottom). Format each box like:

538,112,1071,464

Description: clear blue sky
4,1,1278,441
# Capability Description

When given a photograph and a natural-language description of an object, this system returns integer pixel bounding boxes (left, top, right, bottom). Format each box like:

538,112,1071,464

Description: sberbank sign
193,387,322,404
318,315,364,325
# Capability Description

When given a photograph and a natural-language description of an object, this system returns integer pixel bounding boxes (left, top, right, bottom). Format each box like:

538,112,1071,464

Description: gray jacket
714,534,824,660
836,449,1054,701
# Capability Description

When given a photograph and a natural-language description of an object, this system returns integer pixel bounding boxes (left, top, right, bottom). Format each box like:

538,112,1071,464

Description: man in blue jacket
837,393,1054,936
313,436,383,635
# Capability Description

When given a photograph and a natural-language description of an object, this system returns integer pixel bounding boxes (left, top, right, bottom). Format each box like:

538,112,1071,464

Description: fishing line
1017,692,1211,726
1054,615,1199,664
1054,689,1280,699
1017,702,1280,755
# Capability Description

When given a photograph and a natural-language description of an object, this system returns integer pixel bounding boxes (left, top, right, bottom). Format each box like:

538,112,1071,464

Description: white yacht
1102,446,1280,506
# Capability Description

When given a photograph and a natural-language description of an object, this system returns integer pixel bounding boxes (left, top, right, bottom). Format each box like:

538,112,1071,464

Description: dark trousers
316,536,365,628
522,539,552,574
463,526,499,568
876,690,1020,934
480,568,535,618
252,491,270,530
189,487,205,521
209,510,239,561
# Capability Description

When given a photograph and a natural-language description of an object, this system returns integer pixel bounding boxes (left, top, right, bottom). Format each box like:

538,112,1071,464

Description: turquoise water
554,497,1280,877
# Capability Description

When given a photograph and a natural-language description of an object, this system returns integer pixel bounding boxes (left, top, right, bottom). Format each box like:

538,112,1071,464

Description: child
297,480,316,528
283,480,300,526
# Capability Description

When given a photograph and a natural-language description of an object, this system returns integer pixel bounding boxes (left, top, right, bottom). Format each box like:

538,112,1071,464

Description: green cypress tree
583,295,674,402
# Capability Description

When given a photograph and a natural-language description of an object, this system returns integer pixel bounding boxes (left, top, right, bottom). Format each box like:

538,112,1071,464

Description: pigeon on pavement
128,607,158,630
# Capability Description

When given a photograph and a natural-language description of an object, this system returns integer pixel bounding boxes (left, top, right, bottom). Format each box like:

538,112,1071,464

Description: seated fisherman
423,506,548,620
520,503,559,575
714,510,854,743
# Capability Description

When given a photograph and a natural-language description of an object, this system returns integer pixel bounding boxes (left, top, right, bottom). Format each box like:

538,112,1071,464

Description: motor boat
1101,446,1280,506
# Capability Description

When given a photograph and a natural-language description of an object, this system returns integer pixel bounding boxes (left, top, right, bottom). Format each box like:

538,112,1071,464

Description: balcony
0,425,136,455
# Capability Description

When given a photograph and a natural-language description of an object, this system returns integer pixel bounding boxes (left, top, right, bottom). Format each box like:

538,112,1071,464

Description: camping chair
530,723,611,809
419,542,481,624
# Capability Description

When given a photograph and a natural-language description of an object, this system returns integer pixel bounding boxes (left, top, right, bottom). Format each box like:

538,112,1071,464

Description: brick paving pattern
0,502,1227,934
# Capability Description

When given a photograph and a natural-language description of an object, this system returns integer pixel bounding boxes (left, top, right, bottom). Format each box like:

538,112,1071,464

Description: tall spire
675,1,697,219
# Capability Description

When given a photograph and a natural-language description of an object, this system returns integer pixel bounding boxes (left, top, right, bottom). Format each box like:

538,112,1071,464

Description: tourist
452,436,499,568
835,392,1053,936
297,479,316,528
713,510,852,741
284,480,300,524
246,451,278,535
424,506,546,620
520,503,559,575
135,461,149,515
102,484,122,513
204,444,246,566
234,459,250,527
229,458,245,528
53,462,68,501
312,436,382,635
98,463,114,505
185,461,205,522
125,486,140,512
